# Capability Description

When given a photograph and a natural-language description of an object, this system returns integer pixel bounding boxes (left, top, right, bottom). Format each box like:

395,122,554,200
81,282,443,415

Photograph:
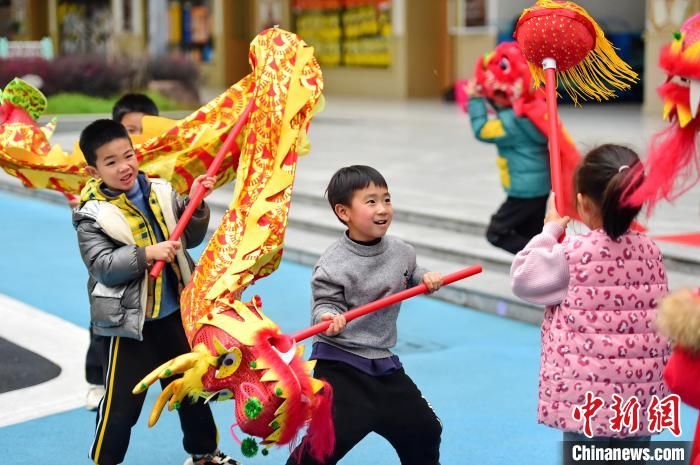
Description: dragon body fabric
0,51,288,196
133,29,334,461
0,78,84,192
467,41,582,219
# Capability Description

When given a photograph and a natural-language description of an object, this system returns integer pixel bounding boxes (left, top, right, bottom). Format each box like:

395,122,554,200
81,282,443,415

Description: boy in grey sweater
288,165,443,465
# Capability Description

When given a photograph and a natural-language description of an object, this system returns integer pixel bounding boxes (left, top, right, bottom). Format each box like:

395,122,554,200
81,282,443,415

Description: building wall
309,0,409,98
451,31,496,85
321,37,408,98
26,0,50,39
30,0,698,109
405,0,444,97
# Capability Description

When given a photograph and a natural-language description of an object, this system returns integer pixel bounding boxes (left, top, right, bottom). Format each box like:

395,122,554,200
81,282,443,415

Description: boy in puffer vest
83,93,161,412
73,119,241,465
510,144,670,464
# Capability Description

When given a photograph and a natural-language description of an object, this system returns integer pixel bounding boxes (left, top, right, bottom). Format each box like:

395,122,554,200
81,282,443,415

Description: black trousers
89,311,218,465
486,195,548,254
86,327,108,385
287,360,442,465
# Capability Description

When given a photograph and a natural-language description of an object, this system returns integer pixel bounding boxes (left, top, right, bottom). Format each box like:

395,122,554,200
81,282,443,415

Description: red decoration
515,7,595,72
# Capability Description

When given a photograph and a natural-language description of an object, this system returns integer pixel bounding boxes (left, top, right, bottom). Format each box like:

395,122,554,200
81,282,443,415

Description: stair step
280,191,700,276
207,201,543,324
285,200,514,274
281,226,545,325
209,198,700,323
291,189,487,236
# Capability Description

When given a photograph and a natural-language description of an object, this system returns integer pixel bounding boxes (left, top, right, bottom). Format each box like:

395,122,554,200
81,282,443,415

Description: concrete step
281,225,546,326
207,192,699,325
284,200,514,275
206,196,544,325
290,189,487,236
284,189,700,277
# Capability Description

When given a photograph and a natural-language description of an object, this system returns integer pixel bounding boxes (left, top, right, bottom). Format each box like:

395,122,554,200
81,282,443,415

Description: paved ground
1,98,699,464
0,191,695,465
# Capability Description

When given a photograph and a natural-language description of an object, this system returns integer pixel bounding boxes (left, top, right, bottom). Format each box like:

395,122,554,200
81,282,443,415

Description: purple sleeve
510,222,570,306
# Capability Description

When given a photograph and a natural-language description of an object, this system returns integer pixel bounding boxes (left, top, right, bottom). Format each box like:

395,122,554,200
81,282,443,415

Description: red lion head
473,41,540,108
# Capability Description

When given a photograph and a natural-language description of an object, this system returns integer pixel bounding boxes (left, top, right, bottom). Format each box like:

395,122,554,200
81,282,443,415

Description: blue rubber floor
0,190,695,465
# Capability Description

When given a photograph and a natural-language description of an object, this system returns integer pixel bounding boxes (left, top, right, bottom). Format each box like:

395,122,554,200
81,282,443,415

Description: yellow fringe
523,0,638,104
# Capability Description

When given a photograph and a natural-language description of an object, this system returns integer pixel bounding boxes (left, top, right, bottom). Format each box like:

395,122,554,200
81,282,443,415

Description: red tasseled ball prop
514,6,595,71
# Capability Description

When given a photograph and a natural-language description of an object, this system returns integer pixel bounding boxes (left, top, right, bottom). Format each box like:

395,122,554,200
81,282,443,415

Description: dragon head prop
134,28,333,461
0,78,56,155
659,13,700,128
0,77,47,125
136,297,331,460
473,41,540,109
626,13,700,210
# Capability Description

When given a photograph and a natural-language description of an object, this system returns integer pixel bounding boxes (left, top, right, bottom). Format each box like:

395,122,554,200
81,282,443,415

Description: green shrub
46,91,183,115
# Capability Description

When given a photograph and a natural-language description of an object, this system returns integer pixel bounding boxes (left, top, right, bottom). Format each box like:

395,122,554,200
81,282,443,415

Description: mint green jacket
468,97,550,198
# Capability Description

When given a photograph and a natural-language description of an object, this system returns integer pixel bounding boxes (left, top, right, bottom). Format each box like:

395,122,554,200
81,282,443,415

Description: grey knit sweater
312,232,428,359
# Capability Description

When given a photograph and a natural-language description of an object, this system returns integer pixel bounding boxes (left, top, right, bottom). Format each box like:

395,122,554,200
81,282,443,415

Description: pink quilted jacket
511,223,670,437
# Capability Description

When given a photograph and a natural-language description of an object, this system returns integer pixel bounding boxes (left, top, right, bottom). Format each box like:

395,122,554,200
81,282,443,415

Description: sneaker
183,449,242,465
85,384,105,411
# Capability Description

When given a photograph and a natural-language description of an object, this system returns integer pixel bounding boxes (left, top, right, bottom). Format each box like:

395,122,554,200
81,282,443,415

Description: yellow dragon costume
1,27,332,461
131,28,334,461
0,39,300,196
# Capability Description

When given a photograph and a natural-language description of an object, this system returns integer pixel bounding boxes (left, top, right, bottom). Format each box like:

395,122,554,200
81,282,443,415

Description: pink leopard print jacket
511,222,670,437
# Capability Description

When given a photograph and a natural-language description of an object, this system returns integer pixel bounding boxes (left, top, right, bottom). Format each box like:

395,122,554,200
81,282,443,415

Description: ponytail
576,144,644,240
601,163,643,239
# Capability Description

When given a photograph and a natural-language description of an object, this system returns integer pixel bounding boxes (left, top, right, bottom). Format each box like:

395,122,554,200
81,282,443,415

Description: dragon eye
499,57,510,72
215,347,243,379
670,75,690,87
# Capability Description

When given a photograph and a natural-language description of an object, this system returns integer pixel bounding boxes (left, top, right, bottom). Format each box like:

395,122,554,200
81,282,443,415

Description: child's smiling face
86,137,139,192
334,182,393,242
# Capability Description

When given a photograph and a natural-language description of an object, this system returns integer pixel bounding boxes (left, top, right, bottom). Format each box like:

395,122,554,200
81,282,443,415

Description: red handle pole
289,265,483,342
150,92,256,279
543,59,564,213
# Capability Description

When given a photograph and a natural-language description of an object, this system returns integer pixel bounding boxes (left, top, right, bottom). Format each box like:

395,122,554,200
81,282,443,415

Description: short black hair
112,93,159,123
326,165,388,224
79,119,132,167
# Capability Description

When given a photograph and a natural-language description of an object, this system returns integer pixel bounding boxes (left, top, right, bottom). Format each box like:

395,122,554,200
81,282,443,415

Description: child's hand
189,175,217,201
465,79,482,98
544,192,570,229
145,240,182,264
321,312,346,336
422,272,443,293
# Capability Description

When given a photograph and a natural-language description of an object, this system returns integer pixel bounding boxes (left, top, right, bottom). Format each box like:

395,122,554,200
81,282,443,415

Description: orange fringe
522,0,638,104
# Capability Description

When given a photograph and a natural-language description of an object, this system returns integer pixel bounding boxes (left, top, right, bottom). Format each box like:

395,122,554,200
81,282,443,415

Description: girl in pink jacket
511,145,670,457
